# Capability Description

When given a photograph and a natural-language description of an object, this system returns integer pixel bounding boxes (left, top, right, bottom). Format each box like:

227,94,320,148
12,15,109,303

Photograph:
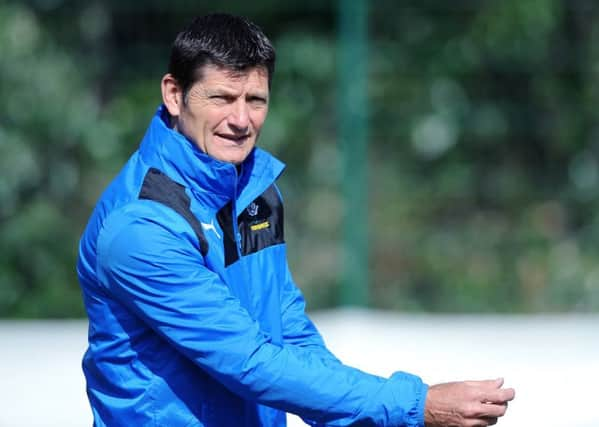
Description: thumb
466,378,504,389
492,377,504,388
484,377,504,389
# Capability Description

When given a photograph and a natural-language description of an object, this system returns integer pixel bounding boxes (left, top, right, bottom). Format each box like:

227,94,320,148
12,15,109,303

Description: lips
215,133,250,143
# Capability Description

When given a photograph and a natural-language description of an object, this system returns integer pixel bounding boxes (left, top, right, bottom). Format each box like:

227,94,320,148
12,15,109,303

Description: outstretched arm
279,263,341,366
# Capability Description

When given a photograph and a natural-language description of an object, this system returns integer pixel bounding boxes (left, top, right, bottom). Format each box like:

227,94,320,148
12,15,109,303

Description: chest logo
250,221,270,231
247,202,259,217
200,219,221,240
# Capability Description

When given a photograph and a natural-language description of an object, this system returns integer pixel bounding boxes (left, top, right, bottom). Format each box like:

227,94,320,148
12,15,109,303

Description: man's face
173,65,269,165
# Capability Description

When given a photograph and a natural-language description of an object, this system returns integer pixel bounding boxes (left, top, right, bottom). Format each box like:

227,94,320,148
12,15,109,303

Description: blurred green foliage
1,0,598,317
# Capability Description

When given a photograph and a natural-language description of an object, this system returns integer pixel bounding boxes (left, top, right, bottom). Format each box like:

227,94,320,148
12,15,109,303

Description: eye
210,95,234,103
248,96,267,106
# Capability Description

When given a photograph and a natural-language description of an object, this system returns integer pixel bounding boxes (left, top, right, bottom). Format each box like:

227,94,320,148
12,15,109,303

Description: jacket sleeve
96,203,428,427
279,265,342,367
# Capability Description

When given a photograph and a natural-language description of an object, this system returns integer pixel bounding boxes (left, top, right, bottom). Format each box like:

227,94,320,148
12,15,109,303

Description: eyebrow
247,91,269,100
204,87,268,99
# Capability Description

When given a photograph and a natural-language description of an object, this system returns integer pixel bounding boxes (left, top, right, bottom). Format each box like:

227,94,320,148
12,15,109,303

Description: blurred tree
369,0,599,312
1,0,598,317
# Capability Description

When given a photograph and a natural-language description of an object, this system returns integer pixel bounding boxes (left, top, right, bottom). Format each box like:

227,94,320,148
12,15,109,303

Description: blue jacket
77,105,428,426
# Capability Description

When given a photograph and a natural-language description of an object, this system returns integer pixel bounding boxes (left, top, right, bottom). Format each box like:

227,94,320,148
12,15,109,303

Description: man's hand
424,378,515,427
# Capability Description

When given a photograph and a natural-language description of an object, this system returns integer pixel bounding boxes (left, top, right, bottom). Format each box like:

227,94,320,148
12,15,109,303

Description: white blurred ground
0,309,597,427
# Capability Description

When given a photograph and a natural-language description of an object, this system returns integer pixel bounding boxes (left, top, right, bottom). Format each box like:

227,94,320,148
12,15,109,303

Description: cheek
251,109,268,130
206,110,230,130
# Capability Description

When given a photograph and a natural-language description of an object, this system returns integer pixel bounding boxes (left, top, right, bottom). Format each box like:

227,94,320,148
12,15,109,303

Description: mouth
215,133,251,144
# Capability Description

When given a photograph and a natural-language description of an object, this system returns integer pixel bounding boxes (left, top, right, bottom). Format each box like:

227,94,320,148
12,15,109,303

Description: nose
228,100,250,132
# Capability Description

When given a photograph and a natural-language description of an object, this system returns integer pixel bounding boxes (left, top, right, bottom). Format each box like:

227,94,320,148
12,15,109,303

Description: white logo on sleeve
200,219,221,240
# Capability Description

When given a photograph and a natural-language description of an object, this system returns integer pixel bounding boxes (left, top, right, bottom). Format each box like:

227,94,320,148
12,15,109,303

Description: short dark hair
168,13,276,100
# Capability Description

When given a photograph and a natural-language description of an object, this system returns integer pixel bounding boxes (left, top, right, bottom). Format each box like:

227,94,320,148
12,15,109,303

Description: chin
216,152,250,165
219,147,254,165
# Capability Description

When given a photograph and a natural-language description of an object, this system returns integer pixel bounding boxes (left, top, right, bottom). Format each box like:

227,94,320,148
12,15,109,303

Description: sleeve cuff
416,382,429,427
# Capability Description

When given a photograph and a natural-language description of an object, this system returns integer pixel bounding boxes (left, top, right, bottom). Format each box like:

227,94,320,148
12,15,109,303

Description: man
77,13,515,426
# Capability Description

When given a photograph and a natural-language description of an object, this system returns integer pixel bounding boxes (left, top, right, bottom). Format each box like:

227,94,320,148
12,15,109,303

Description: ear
161,73,183,117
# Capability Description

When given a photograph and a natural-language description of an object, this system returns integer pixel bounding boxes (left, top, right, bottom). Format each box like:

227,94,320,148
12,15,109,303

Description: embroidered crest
247,202,259,217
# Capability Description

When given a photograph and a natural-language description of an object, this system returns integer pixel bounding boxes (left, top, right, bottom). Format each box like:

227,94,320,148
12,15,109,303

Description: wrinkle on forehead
195,64,269,84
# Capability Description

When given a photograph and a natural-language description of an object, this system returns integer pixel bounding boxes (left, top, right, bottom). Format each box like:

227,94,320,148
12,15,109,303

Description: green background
2,0,599,317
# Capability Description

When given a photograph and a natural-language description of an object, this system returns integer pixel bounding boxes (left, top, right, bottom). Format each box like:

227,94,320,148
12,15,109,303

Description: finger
482,387,516,403
472,417,499,427
468,418,498,427
478,402,508,418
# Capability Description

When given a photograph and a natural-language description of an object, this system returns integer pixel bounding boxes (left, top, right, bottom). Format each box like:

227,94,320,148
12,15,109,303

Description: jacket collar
138,105,285,210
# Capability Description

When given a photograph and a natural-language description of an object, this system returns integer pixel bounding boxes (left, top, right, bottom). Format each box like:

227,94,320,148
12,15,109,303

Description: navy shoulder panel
138,167,209,257
216,201,239,267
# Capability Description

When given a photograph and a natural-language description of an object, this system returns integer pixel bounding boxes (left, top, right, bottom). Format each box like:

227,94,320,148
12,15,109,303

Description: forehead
196,64,269,91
